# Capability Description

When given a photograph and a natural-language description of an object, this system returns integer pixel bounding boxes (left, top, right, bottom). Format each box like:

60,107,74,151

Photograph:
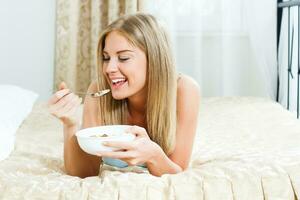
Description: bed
0,95,300,199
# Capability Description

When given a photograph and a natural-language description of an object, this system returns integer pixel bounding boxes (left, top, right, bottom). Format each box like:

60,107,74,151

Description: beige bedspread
0,97,300,200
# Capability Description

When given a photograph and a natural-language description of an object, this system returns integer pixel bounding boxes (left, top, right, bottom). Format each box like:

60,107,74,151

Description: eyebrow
103,50,134,54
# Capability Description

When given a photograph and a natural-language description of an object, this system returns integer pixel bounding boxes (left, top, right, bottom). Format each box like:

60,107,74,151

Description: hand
96,125,162,166
47,82,82,128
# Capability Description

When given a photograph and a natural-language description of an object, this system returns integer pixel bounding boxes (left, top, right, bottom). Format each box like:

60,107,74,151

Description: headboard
278,0,300,118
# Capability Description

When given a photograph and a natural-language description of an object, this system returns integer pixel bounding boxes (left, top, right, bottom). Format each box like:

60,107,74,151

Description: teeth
112,79,126,84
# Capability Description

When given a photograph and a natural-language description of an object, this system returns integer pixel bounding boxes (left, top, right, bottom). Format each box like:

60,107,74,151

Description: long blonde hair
96,13,177,155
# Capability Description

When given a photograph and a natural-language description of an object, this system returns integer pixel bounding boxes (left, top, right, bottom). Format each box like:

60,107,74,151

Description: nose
105,58,119,74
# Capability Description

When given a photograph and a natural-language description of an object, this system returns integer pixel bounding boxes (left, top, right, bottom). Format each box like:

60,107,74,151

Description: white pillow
0,84,38,161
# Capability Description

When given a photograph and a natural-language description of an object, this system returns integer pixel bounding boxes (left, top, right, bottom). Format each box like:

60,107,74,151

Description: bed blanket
0,97,300,200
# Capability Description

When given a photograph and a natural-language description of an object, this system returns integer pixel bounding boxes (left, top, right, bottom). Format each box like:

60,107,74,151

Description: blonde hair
96,13,177,155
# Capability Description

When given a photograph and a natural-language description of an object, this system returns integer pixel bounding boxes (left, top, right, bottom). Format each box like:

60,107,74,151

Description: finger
121,158,141,166
61,95,80,113
59,81,68,90
54,95,80,117
66,97,82,113
49,93,76,117
55,88,71,99
96,151,133,159
102,141,135,150
126,125,149,138
63,97,82,117
48,88,71,105
55,98,82,125
51,93,76,112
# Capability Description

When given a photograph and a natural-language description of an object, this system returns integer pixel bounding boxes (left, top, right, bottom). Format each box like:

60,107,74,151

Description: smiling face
102,31,147,100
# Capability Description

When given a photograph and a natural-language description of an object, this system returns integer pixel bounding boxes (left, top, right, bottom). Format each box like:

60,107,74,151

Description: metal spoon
76,89,110,98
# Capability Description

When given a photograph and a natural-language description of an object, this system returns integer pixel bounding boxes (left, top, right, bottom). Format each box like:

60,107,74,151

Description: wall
0,0,55,101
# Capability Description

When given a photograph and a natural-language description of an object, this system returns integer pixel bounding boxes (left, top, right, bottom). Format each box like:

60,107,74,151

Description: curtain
54,0,145,95
143,0,277,99
54,0,277,99
278,5,299,116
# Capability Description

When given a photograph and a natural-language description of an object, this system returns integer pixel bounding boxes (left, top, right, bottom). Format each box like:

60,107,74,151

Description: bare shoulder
176,74,201,123
82,81,100,128
177,74,201,99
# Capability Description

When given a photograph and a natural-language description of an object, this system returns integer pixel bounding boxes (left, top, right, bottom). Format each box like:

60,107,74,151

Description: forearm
146,144,183,177
63,125,101,178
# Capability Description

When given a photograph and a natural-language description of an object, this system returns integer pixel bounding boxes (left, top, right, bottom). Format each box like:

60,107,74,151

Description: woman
48,13,200,178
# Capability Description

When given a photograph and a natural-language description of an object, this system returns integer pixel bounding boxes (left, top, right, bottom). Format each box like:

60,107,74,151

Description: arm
147,75,201,176
63,82,102,178
145,142,183,176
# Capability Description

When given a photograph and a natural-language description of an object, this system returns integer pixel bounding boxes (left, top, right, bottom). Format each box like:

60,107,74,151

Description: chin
111,92,127,100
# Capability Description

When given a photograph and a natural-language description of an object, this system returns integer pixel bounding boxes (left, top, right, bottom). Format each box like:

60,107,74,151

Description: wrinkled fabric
0,97,299,200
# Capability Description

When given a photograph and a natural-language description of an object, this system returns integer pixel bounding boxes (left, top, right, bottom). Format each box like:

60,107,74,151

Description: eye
102,55,110,62
118,57,130,62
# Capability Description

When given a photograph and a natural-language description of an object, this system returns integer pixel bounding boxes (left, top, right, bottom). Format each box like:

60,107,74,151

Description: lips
111,78,126,85
110,77,127,89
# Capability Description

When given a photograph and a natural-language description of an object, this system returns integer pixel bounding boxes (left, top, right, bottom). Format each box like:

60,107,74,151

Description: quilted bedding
0,97,299,200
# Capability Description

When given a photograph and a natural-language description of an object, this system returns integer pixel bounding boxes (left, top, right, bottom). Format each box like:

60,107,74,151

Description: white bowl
75,125,135,155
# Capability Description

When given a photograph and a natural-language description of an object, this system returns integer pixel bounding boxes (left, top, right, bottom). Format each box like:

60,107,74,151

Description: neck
127,89,147,117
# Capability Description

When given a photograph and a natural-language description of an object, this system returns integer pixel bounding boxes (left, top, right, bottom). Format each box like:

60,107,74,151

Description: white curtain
278,5,299,117
143,0,277,99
